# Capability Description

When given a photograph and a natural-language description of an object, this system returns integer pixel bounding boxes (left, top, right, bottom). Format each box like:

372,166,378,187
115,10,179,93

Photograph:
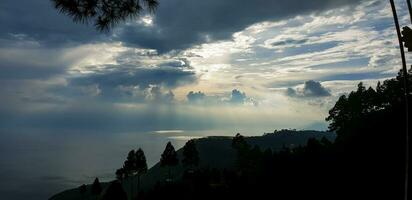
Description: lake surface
0,129,250,200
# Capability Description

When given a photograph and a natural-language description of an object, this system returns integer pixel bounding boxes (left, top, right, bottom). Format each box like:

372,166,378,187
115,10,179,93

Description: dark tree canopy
123,149,136,175
118,148,148,177
326,67,412,141
52,0,158,31
232,133,249,150
135,148,148,174
402,26,412,51
160,142,178,167
182,139,199,167
115,168,125,181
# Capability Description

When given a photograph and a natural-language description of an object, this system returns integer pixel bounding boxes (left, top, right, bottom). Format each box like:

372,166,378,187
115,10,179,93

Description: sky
0,0,411,135
2,0,412,199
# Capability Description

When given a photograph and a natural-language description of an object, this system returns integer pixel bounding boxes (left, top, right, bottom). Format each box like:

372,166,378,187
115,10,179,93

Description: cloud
0,0,102,48
144,85,175,103
0,0,363,53
0,47,72,79
115,0,363,53
69,65,196,89
287,80,331,98
185,89,258,106
187,91,206,103
302,80,331,97
49,60,197,102
230,89,247,104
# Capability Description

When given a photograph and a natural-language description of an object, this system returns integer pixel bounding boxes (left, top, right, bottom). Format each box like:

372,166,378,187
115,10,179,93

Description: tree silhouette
51,0,158,31
232,133,251,171
402,26,412,52
115,149,147,199
91,178,102,199
123,150,137,200
182,139,199,169
135,148,148,195
232,133,249,150
116,168,125,181
160,142,178,181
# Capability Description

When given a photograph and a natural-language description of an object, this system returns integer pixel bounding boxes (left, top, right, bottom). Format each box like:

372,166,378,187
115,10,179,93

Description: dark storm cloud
287,80,331,98
69,65,196,89
302,80,331,97
0,48,76,79
117,0,364,53
52,64,196,101
0,61,65,80
1,0,363,52
0,0,102,47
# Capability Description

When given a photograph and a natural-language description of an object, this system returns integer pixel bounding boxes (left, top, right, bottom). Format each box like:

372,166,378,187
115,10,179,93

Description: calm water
0,129,244,200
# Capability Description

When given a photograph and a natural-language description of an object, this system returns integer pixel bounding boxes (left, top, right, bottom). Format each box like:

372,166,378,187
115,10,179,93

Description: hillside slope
49,130,334,200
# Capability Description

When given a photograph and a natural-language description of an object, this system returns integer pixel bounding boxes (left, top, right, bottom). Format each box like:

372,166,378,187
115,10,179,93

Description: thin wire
390,1,409,200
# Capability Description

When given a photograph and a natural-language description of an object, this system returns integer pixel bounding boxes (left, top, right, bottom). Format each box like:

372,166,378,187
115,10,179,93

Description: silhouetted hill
49,130,334,200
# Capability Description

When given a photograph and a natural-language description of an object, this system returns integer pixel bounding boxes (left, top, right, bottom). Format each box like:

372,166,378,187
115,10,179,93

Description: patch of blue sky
309,57,370,70
319,71,396,82
357,20,392,32
282,41,340,57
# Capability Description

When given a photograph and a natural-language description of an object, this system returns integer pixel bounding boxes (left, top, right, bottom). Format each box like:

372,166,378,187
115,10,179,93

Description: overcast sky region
1,0,411,134
0,0,411,199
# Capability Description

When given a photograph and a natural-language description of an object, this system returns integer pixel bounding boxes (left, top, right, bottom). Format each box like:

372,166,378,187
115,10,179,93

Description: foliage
115,148,148,199
160,142,178,181
52,0,158,31
326,67,411,141
182,139,199,168
402,26,412,51
160,142,178,167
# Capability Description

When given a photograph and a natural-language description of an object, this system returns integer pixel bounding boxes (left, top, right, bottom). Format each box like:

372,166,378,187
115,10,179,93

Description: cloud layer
287,80,331,98
115,0,364,53
0,0,405,135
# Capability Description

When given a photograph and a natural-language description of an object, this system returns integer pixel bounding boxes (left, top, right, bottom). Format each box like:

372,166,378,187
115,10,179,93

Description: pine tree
123,150,137,200
116,168,125,181
160,142,178,181
135,148,148,195
182,139,199,168
52,0,158,31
